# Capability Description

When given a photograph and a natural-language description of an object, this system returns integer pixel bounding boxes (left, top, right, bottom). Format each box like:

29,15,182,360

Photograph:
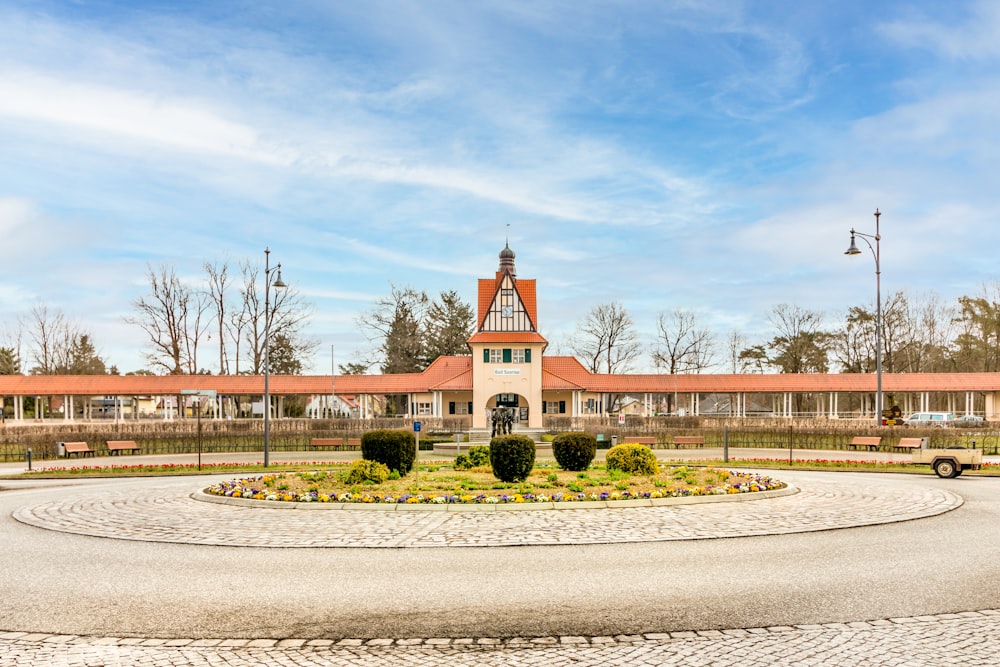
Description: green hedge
489,435,536,482
552,432,597,471
360,429,417,475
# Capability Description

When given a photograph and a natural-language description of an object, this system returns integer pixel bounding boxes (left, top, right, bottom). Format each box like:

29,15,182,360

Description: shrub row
360,429,416,475
551,432,597,471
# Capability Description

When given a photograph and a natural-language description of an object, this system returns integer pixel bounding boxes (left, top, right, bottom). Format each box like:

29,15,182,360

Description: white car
953,415,986,425
902,412,955,427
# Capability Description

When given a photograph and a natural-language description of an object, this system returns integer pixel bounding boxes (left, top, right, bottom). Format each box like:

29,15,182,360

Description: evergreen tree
59,334,106,375
267,332,304,375
0,347,20,375
423,290,475,364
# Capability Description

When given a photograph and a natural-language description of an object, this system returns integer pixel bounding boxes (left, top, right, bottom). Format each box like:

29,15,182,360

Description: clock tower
467,243,547,429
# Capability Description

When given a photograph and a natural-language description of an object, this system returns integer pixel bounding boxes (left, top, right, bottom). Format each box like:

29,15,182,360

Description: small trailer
911,439,983,478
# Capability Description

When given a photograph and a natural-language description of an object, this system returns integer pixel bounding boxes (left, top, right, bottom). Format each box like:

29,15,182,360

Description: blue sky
1,0,998,375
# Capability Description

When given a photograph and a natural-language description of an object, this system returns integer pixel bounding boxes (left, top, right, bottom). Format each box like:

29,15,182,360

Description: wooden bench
62,441,95,458
894,437,924,451
310,437,363,451
106,440,141,455
311,437,346,449
627,436,657,447
847,436,882,451
671,436,705,449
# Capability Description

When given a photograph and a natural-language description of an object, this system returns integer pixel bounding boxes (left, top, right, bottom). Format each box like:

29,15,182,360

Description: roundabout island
1,463,998,666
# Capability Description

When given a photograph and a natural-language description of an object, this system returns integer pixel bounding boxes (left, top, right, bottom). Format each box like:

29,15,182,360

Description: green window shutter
524,349,531,363
542,402,547,413
503,348,512,363
484,349,490,363
559,401,566,414
449,402,456,415
468,402,473,414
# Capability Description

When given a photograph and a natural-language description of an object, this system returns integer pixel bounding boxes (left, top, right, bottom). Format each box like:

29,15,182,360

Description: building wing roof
466,332,548,345
540,356,590,390
4,370,1000,397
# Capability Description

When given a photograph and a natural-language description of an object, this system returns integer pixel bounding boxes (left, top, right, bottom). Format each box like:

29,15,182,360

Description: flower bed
205,466,784,504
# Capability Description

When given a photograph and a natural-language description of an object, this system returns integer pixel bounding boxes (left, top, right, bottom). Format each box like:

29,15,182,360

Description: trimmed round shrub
361,429,417,475
344,459,390,485
489,434,536,482
455,445,492,470
605,443,659,476
552,432,597,471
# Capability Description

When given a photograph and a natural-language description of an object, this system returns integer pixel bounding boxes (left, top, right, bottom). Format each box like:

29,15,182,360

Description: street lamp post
845,209,882,426
263,247,286,467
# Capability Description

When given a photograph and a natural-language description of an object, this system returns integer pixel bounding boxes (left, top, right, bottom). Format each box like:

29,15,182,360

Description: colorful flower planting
205,466,785,504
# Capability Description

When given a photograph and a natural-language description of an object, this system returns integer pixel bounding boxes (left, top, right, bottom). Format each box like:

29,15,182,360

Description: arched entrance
486,392,530,435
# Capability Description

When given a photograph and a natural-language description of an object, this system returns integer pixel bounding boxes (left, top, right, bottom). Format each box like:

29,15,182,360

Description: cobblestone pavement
3,610,999,666
3,470,995,665
11,477,961,547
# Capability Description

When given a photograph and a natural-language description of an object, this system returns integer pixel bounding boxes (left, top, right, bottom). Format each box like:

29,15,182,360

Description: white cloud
881,1,1000,60
0,70,293,165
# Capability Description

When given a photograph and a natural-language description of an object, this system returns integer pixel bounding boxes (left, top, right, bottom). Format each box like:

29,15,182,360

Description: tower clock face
501,305,513,318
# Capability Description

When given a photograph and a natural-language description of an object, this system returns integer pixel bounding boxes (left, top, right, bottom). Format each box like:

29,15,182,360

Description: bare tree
570,302,642,375
25,304,79,374
127,265,197,374
725,330,748,373
204,260,231,375
235,259,315,375
651,309,716,374
21,305,108,375
913,293,956,372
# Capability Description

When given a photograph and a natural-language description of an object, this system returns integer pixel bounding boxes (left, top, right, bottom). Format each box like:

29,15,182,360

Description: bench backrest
897,438,923,447
107,440,138,448
311,437,345,445
850,436,881,446
673,436,705,443
63,442,91,452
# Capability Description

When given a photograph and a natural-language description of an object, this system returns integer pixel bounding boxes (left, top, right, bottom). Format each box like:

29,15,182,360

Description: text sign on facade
493,368,521,376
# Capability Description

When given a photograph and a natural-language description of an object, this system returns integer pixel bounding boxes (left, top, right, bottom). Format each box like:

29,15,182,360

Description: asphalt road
1,471,998,640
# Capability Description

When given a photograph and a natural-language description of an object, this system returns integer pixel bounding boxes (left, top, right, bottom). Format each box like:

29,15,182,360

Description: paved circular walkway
12,476,961,547
3,470,995,666
4,610,999,666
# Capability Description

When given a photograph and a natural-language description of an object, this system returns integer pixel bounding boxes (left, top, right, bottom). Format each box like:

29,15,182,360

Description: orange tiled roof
477,277,498,329
467,332,548,344
476,275,539,330
4,370,1000,397
517,279,538,327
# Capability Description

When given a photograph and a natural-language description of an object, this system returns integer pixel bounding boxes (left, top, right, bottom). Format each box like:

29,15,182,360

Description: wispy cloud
880,0,1000,60
1,1,997,373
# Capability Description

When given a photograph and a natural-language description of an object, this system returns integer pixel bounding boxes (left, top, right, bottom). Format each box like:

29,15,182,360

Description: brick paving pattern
3,471,990,666
3,611,999,666
12,479,961,547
